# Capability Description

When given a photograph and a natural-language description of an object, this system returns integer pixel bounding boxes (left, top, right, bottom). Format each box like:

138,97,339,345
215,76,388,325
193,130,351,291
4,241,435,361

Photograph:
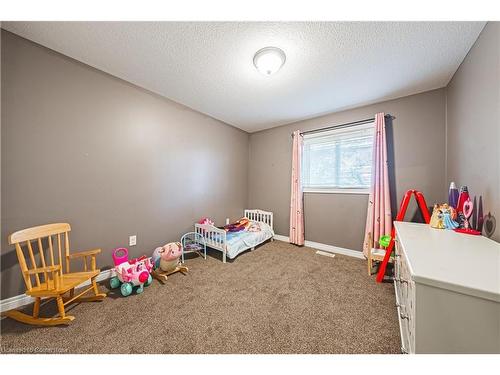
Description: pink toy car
109,248,153,296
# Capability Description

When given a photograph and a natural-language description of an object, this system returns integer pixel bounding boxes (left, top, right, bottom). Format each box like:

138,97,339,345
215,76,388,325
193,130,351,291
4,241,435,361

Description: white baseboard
273,234,291,242
273,234,365,259
0,269,114,314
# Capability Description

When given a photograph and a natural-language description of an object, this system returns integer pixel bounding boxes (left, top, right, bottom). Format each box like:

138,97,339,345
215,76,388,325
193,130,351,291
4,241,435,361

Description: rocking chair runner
4,223,106,326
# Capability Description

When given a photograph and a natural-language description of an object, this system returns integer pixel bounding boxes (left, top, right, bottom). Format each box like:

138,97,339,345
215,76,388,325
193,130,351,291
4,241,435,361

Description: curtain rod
292,114,394,137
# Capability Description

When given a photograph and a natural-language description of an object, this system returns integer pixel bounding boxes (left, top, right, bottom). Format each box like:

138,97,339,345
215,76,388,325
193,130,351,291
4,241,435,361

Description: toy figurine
443,210,459,229
430,205,445,229
430,203,459,230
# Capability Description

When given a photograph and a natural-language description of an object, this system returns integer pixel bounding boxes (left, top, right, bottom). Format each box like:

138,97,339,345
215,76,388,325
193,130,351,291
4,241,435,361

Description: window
302,122,374,193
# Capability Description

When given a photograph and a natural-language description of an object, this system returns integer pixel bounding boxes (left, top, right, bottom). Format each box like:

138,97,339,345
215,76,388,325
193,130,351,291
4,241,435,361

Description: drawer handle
400,313,409,320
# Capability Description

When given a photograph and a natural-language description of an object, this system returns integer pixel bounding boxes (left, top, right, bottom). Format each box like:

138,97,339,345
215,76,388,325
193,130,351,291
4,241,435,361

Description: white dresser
394,222,500,353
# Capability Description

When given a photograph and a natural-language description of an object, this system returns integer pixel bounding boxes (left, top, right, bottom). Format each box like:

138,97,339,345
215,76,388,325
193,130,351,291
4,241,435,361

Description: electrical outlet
129,235,137,246
226,218,230,225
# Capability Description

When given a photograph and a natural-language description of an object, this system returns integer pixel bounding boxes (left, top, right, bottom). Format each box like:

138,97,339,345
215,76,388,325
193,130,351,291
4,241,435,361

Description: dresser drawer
394,237,416,353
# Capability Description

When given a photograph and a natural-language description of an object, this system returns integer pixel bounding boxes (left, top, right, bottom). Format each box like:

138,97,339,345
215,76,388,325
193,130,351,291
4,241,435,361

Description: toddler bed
194,209,274,263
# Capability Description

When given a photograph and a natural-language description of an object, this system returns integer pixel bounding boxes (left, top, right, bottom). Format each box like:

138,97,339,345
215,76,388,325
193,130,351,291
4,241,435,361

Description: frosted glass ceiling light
253,47,286,76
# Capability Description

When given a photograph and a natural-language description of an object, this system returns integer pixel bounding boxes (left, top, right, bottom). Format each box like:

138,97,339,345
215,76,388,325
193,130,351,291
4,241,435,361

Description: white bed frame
194,209,274,263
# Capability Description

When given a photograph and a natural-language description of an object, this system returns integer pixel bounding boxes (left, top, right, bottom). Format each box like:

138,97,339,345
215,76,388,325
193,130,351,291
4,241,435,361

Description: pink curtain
290,130,305,246
363,113,392,256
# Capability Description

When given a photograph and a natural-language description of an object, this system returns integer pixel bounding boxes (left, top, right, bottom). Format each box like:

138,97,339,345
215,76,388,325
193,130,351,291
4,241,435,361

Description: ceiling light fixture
253,47,286,76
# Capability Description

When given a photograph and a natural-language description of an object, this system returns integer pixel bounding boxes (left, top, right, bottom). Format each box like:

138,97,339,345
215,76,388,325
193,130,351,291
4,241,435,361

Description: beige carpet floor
0,240,400,354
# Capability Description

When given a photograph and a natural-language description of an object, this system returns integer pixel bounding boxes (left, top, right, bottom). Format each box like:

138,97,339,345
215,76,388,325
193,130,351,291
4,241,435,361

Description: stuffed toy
198,217,215,226
152,242,183,273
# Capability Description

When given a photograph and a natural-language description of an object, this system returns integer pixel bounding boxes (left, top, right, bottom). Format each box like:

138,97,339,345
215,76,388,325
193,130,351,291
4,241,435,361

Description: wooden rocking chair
4,223,106,326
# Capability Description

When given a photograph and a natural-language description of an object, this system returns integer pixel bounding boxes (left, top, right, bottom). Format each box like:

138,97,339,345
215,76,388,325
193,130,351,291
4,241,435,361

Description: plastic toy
448,181,459,209
378,235,391,248
462,198,473,227
456,185,470,215
151,242,188,283
430,203,458,230
109,248,153,296
443,211,459,229
367,234,394,276
454,198,481,235
430,206,445,229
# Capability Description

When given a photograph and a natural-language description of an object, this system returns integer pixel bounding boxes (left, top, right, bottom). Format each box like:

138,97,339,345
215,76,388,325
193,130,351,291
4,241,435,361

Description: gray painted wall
249,89,447,250
2,23,497,300
445,22,499,242
1,31,249,298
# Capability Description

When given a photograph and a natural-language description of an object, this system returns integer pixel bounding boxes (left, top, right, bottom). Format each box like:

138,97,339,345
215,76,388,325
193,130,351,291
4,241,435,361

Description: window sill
303,188,370,195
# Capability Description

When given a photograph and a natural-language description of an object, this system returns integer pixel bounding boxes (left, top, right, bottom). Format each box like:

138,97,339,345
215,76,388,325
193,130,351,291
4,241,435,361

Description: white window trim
303,188,370,195
302,121,375,194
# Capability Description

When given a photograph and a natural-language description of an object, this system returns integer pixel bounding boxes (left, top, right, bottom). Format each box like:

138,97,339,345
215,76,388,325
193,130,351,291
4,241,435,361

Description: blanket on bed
220,218,262,233
206,220,273,259
224,221,274,259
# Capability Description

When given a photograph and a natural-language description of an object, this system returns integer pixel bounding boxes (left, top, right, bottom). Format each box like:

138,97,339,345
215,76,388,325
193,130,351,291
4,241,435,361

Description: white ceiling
3,22,485,132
